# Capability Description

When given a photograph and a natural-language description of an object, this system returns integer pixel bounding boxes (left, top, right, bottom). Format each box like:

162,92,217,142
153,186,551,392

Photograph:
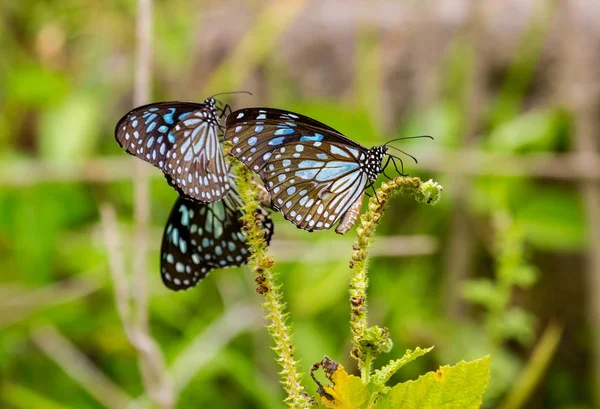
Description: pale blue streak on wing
315,161,359,182
295,169,320,180
298,160,325,169
164,108,177,124
300,133,324,142
330,145,351,158
145,113,157,124
268,137,286,146
274,128,294,136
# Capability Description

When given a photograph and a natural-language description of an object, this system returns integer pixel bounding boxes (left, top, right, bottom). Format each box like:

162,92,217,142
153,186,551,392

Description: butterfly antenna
209,90,254,99
384,135,433,145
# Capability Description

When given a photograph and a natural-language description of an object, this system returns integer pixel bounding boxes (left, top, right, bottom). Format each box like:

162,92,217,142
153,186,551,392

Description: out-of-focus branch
170,303,262,393
31,324,134,409
100,204,174,409
133,0,151,331
3,150,600,187
557,2,600,405
270,235,438,261
99,1,175,408
100,205,132,332
0,278,101,329
499,323,563,409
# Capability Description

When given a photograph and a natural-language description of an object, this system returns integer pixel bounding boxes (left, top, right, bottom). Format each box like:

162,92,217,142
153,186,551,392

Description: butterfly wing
115,100,230,202
160,188,274,291
264,141,368,231
164,110,230,201
225,108,371,231
224,107,364,175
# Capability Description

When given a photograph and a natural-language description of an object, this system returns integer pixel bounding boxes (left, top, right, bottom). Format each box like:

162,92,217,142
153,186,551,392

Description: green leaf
5,63,70,108
374,356,490,409
498,307,536,346
516,187,586,251
511,266,539,289
486,107,570,153
39,91,102,162
373,346,434,387
461,279,501,309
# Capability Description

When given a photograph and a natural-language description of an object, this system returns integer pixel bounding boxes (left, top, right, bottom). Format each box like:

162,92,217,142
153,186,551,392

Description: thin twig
100,204,133,333
100,203,173,409
170,303,262,393
31,324,134,409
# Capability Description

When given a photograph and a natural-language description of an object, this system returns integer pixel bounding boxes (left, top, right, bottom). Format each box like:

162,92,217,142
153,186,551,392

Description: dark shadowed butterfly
224,108,430,234
115,97,230,203
160,175,274,291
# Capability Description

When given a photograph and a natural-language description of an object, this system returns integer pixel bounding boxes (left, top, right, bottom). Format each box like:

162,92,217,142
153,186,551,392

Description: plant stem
349,177,443,381
231,160,310,409
362,348,373,384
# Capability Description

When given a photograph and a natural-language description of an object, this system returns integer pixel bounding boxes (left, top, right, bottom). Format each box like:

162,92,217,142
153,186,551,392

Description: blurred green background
1,0,599,408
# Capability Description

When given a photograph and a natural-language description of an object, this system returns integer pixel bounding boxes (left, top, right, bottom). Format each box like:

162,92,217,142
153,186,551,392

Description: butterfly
114,97,230,203
224,108,428,234
160,176,274,291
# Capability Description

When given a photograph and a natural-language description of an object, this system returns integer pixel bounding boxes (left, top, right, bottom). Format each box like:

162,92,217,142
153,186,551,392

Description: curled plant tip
359,326,393,357
416,179,443,205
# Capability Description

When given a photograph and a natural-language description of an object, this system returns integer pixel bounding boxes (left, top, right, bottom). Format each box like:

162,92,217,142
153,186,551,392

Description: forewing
115,101,229,203
225,108,364,174
115,101,205,167
263,141,368,231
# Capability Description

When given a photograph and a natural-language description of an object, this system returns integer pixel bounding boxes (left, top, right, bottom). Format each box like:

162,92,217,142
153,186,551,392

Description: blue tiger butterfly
161,174,274,291
115,98,230,203
224,108,429,234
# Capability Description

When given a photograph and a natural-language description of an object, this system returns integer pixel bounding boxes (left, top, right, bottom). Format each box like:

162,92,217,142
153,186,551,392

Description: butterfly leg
391,156,407,176
381,156,393,179
220,104,232,119
371,184,380,204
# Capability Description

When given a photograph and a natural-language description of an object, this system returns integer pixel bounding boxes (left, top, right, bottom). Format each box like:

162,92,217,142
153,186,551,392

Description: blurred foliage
0,1,594,409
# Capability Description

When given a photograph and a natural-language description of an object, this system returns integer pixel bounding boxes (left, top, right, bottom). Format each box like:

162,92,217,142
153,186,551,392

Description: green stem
349,177,443,381
231,159,310,409
362,347,373,383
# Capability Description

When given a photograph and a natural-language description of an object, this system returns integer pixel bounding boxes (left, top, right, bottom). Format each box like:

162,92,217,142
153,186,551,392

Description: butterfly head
365,146,387,181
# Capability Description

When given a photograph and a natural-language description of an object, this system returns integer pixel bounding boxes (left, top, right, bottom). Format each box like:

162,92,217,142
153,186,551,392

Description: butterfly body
225,108,389,233
115,98,230,203
161,177,273,291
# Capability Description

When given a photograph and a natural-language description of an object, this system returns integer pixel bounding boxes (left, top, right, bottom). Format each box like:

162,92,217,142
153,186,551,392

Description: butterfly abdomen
335,192,365,234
